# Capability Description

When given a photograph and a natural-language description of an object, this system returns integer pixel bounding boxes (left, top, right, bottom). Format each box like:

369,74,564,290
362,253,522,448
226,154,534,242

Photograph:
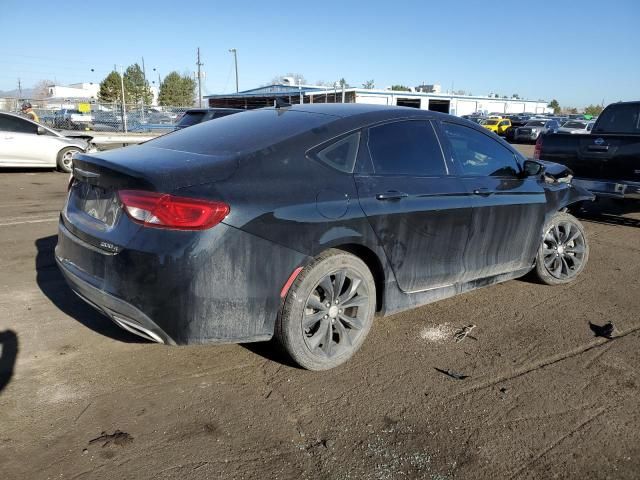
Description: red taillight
118,190,229,230
533,136,542,160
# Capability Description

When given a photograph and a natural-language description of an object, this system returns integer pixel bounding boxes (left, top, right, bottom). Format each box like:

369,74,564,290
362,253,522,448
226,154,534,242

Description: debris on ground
589,321,615,339
419,323,457,343
454,324,477,343
434,368,469,380
88,430,134,448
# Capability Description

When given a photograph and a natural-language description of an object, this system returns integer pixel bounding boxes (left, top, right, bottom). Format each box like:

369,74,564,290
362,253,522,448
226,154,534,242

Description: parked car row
462,112,598,143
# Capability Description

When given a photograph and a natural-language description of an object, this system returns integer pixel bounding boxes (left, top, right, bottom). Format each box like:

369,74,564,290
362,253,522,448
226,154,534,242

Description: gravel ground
0,147,638,479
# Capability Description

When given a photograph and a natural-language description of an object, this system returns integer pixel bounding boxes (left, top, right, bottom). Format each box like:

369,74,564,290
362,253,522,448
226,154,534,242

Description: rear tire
533,212,589,285
56,147,81,173
275,249,376,370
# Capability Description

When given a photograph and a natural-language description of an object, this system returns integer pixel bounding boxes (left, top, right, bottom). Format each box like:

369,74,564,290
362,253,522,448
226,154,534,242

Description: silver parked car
0,112,95,172
514,119,561,142
557,120,596,134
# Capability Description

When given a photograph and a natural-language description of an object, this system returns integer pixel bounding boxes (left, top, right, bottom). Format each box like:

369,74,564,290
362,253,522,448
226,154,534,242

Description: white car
0,112,95,173
557,120,596,135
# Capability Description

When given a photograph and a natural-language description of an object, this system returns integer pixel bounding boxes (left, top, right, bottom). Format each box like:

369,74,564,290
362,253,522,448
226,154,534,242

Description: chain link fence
0,98,191,133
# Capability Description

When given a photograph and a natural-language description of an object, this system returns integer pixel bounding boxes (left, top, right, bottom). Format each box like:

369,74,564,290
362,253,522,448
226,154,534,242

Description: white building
206,84,552,115
45,82,159,106
47,83,100,100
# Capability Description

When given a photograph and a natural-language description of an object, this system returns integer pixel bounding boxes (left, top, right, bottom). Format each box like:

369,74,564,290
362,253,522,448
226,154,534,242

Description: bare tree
33,79,54,99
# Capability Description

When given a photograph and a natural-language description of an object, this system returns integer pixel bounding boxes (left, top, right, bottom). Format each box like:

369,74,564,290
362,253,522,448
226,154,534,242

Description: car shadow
35,235,143,343
573,198,640,228
240,340,304,370
0,330,18,395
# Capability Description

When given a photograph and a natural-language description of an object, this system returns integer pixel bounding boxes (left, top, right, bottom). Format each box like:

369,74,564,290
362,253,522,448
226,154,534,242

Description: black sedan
56,104,593,370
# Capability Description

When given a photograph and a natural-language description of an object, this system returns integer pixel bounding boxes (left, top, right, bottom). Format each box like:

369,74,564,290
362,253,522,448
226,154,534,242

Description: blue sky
1,0,638,107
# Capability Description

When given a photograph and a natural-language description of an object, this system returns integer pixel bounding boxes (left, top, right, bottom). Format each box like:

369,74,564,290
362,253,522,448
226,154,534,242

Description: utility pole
298,77,303,105
196,48,203,107
341,82,345,103
141,56,147,118
229,48,238,93
119,66,127,133
17,78,22,97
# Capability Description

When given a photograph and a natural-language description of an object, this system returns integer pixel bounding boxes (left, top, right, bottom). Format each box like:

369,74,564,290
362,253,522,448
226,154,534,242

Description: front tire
56,147,81,173
533,212,589,285
275,249,376,370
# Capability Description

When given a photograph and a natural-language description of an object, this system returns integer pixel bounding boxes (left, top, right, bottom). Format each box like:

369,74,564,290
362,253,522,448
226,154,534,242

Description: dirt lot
1,151,639,479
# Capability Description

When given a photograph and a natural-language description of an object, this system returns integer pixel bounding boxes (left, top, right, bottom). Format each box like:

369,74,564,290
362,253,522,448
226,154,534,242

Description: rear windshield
525,121,546,127
484,120,499,125
563,121,587,128
593,103,640,134
149,109,336,155
177,111,206,127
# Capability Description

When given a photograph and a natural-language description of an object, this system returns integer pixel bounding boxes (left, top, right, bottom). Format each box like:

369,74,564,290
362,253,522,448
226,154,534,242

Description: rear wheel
56,147,81,173
276,249,376,370
533,212,589,285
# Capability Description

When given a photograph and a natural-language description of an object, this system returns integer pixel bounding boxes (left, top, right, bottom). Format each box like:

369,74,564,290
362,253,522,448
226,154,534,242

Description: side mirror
523,159,544,176
37,126,46,135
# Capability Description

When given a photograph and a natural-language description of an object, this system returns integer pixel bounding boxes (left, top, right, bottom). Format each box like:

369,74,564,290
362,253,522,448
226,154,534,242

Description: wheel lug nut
326,303,330,307
324,315,328,319
335,300,339,304
339,309,342,313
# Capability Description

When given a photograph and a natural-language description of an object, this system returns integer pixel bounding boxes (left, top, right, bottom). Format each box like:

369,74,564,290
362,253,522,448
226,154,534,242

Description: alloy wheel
62,149,79,170
302,269,370,358
542,221,586,279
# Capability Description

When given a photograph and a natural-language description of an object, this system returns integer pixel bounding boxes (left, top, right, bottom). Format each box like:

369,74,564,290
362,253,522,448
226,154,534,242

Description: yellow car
481,118,511,136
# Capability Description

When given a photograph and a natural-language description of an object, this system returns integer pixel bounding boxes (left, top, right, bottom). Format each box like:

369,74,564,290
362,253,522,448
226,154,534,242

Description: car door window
0,114,37,134
367,120,446,176
442,122,520,177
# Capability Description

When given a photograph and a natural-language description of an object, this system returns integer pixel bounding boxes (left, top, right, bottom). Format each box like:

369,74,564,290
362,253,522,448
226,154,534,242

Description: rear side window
367,121,446,176
594,103,640,134
442,123,520,177
0,114,37,134
177,112,206,127
314,132,360,173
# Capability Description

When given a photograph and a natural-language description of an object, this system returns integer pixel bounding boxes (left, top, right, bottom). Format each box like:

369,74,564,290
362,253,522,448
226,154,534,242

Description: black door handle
587,145,609,152
472,187,493,197
376,191,409,201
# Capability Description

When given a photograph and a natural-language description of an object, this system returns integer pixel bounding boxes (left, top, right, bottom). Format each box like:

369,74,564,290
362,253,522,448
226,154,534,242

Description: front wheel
275,249,376,370
56,147,82,173
533,212,589,285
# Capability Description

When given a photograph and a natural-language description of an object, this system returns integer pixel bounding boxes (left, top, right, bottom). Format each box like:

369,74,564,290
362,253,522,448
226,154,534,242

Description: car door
355,119,473,293
439,121,547,281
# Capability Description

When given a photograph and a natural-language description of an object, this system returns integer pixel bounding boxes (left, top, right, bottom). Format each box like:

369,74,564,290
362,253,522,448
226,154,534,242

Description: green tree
391,85,411,91
124,63,153,105
98,71,123,103
584,104,604,116
158,71,196,106
512,93,520,99
362,79,375,89
548,99,561,114
339,78,349,88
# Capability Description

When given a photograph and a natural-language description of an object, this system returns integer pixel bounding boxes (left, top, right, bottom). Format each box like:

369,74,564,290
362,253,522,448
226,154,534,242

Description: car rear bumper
514,133,539,141
56,254,176,344
55,218,308,345
572,178,640,200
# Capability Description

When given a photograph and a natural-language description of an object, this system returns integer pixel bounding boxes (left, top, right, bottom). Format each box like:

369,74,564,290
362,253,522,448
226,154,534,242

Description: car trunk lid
63,145,238,251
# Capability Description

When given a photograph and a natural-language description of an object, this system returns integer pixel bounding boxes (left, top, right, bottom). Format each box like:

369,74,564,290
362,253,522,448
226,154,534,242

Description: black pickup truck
535,101,640,200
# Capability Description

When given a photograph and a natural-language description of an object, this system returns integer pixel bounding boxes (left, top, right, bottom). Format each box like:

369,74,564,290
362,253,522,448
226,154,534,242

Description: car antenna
274,97,291,109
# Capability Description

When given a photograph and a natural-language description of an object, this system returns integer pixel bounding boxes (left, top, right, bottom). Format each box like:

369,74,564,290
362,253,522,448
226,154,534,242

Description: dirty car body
55,104,592,349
